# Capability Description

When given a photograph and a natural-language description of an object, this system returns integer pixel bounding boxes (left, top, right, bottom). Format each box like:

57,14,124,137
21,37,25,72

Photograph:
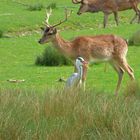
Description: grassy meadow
0,0,140,139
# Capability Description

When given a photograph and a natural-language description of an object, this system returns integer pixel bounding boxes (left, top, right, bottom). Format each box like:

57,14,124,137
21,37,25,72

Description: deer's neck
52,33,72,57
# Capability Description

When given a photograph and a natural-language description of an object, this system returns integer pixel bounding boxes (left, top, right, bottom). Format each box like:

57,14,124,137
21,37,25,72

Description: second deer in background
72,0,140,28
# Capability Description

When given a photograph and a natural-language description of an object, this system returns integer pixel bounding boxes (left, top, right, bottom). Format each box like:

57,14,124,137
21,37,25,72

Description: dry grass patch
0,87,140,140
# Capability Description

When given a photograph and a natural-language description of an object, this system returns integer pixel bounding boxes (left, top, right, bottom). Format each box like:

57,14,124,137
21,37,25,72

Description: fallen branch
7,79,25,83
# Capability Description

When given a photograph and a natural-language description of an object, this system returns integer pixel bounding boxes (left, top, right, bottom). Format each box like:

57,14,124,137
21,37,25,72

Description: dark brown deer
72,0,140,28
38,9,135,95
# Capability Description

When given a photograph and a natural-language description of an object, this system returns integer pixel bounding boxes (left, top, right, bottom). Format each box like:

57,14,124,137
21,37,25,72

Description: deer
72,0,140,28
38,9,135,95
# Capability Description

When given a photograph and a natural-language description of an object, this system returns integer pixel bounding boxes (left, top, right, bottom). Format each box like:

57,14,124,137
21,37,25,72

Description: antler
44,8,52,27
72,0,82,4
52,8,72,27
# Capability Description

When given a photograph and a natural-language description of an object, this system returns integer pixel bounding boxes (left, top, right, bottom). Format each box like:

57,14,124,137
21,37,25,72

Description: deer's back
116,0,134,10
94,0,136,12
72,34,128,61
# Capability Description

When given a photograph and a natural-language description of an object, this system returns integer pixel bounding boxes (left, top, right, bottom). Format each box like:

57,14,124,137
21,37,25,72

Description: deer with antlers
38,9,135,95
72,0,140,28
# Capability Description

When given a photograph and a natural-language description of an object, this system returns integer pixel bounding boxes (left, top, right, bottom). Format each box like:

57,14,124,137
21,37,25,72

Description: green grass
0,28,140,92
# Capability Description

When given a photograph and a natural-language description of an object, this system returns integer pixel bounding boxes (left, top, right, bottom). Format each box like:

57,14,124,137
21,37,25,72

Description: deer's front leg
114,12,119,26
103,13,109,28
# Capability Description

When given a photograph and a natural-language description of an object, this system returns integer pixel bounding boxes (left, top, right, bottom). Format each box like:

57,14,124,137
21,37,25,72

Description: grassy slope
0,0,140,93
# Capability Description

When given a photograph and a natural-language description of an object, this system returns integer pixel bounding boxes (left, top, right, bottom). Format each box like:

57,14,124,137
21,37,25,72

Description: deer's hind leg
103,13,109,28
110,61,124,95
130,2,140,24
117,58,135,80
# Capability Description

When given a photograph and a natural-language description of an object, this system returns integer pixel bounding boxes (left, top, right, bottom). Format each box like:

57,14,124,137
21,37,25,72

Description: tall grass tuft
27,3,43,11
0,86,140,140
124,81,140,99
46,3,57,9
35,46,72,66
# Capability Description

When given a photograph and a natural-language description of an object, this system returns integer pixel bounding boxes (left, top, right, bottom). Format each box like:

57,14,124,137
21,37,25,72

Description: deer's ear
40,27,45,30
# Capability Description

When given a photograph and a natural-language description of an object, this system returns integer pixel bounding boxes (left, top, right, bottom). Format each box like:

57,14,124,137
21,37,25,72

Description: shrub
27,3,43,11
46,2,57,9
35,46,72,66
128,30,140,46
0,30,3,38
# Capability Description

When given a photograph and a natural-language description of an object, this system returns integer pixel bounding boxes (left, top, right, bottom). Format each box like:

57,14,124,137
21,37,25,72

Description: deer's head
38,9,72,44
72,0,89,15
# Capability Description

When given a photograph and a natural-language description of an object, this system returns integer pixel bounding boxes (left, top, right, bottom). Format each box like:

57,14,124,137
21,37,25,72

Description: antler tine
52,8,72,27
44,8,52,27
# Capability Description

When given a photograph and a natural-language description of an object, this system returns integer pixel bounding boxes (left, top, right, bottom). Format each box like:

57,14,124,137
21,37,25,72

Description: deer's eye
45,28,50,33
48,33,53,35
47,30,53,35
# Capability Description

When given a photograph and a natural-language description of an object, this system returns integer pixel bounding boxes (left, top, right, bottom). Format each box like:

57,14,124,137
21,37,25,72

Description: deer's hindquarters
113,36,128,59
71,35,128,64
